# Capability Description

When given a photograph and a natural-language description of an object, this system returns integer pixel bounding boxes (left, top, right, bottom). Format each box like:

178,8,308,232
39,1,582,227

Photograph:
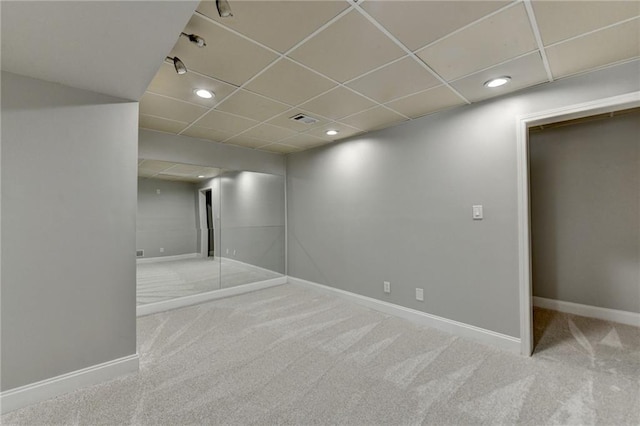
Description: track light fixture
216,0,233,18
167,56,187,75
181,32,207,48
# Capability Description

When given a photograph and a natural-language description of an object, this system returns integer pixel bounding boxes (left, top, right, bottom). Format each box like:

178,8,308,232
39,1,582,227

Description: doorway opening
516,91,640,356
199,189,215,259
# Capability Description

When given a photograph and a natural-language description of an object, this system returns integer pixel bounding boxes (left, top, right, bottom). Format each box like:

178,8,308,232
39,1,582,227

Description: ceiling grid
138,0,640,153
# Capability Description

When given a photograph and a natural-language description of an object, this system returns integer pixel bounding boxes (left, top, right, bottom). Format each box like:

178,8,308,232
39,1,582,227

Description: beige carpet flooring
3,284,639,425
137,257,281,305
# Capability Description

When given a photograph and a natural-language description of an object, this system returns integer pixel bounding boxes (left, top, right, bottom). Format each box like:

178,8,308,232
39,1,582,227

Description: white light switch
472,205,483,220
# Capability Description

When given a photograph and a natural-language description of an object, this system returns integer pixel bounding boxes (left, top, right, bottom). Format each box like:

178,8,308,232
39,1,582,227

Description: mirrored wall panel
219,171,285,288
135,159,285,308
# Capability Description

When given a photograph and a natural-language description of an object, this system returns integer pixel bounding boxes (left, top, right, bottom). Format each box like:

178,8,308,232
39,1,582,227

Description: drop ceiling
138,159,222,183
1,1,199,101
140,0,640,154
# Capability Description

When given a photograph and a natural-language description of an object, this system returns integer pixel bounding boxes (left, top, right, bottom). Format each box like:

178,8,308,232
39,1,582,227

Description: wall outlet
233,249,236,255
416,288,424,301
159,247,164,253
383,281,391,293
226,249,229,254
156,189,161,195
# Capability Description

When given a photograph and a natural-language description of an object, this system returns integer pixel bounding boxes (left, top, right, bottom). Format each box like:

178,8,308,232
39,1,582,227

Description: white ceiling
139,0,640,154
138,159,222,183
1,1,199,100
2,1,638,153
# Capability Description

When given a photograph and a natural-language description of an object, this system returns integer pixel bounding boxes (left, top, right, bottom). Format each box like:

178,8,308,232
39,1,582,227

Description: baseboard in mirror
136,253,201,264
136,276,287,316
0,354,139,414
533,297,640,327
288,277,521,353
220,256,285,277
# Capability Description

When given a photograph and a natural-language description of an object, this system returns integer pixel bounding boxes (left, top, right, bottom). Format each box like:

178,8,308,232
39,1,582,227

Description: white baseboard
220,256,284,277
0,354,139,414
533,297,640,327
136,253,200,264
137,276,287,316
288,277,521,353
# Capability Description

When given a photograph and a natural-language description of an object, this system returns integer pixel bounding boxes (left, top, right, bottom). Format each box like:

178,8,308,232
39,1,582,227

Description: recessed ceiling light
326,130,339,136
198,175,205,178
484,76,511,88
195,89,215,99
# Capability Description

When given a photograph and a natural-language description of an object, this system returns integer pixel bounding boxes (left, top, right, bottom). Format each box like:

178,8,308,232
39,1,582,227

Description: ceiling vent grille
290,113,319,125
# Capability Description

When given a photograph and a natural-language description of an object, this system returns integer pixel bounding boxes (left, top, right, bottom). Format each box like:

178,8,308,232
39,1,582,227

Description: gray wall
530,111,640,313
137,178,199,258
219,171,286,275
287,60,640,338
1,72,138,390
139,129,286,176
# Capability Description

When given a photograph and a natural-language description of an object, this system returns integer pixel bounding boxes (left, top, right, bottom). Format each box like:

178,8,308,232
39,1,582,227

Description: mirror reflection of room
136,159,285,307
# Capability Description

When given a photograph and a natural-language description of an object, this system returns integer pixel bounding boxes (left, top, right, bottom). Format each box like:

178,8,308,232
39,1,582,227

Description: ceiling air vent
290,113,319,125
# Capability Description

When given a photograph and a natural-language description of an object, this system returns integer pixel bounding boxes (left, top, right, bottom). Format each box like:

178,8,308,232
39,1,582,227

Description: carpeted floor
3,284,639,425
137,257,282,305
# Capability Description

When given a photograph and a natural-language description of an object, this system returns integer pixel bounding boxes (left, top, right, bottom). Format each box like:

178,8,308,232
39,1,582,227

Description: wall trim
0,354,139,414
137,276,287,316
516,90,640,356
220,257,285,277
533,297,640,327
136,252,200,264
289,277,521,353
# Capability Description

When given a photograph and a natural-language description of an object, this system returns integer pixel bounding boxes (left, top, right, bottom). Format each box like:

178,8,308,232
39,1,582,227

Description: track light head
216,0,233,17
167,56,187,75
181,32,207,48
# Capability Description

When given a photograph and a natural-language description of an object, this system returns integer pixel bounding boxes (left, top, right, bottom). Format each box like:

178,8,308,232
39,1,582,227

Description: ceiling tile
386,85,465,119
417,4,537,80
340,106,407,131
195,109,259,134
196,0,350,53
181,125,233,143
533,0,640,46
450,52,548,102
362,0,509,51
138,159,179,173
304,122,363,141
166,163,206,175
225,135,269,149
245,59,337,105
346,57,441,103
279,133,329,149
258,143,301,154
140,93,208,123
289,10,406,82
169,14,278,86
241,123,297,142
266,108,331,132
215,89,290,122
194,167,220,178
139,114,189,134
146,62,236,107
546,18,640,79
298,87,376,120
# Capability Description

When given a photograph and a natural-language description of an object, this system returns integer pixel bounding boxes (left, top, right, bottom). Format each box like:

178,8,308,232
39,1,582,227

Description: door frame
198,188,212,257
516,91,640,356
